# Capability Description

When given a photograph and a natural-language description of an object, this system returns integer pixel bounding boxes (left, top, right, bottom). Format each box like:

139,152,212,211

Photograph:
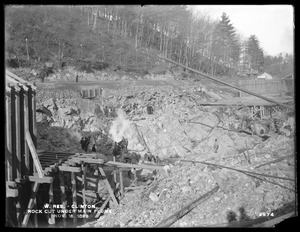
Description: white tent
257,72,273,80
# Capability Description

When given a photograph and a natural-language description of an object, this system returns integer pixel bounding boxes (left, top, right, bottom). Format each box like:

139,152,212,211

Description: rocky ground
82,133,295,228
32,69,296,228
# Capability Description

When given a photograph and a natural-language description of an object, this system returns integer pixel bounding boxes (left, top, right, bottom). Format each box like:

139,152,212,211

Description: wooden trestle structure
5,70,164,227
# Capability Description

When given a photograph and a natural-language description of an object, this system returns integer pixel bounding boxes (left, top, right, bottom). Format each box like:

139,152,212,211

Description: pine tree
246,35,264,73
211,12,240,76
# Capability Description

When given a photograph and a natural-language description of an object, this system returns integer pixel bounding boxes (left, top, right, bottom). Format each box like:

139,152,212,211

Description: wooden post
29,86,37,173
23,87,30,175
59,171,67,227
80,162,87,222
15,198,21,227
95,196,110,218
28,87,33,174
15,89,22,179
13,86,22,226
10,88,17,181
19,88,26,176
48,182,55,225
71,172,77,223
21,182,40,227
33,197,38,228
26,131,44,178
133,169,137,186
81,163,86,205
6,90,12,182
120,170,124,196
113,156,117,183
98,167,118,205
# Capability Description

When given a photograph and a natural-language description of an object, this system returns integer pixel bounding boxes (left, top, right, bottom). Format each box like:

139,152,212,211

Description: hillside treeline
5,5,293,77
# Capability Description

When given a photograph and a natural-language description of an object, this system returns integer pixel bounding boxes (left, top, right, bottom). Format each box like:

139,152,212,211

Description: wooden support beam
154,185,220,227
21,182,40,227
111,168,131,175
30,86,37,149
59,171,67,227
76,192,98,199
48,182,55,225
15,178,27,184
255,154,294,169
26,131,44,178
81,163,86,209
15,90,22,179
58,165,81,172
6,188,18,197
6,70,37,90
133,169,137,186
71,172,77,223
82,163,88,224
33,197,38,227
70,157,105,164
64,161,76,166
113,156,117,183
10,88,18,181
28,87,34,174
6,75,21,85
95,196,110,218
120,170,124,196
39,155,73,159
39,157,61,161
98,167,118,205
27,176,53,183
23,89,30,175
38,151,76,155
6,92,12,182
105,161,164,170
15,194,22,226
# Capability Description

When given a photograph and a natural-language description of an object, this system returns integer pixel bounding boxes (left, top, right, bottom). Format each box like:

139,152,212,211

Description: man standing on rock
80,137,90,152
76,73,79,83
80,137,86,151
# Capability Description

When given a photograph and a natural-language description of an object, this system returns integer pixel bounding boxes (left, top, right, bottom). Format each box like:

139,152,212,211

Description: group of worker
80,136,162,164
80,136,96,152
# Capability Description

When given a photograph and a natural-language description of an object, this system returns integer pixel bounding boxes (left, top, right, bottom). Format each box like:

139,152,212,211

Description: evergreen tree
246,35,264,73
211,13,240,75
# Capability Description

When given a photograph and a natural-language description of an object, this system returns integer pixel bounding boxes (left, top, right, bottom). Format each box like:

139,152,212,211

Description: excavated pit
35,81,295,227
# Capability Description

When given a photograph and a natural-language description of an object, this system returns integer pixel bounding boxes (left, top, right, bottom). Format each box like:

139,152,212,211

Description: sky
189,5,294,56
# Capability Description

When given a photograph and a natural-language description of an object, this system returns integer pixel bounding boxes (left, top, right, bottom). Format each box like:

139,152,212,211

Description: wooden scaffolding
5,71,164,227
5,70,47,227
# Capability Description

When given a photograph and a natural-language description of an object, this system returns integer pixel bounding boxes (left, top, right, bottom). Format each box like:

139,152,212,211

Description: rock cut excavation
5,5,296,228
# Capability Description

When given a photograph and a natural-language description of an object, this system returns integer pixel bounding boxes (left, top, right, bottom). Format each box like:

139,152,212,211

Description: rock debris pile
35,81,295,227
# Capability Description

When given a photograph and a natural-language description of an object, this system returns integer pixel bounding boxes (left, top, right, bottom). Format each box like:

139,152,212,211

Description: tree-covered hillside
5,5,293,78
